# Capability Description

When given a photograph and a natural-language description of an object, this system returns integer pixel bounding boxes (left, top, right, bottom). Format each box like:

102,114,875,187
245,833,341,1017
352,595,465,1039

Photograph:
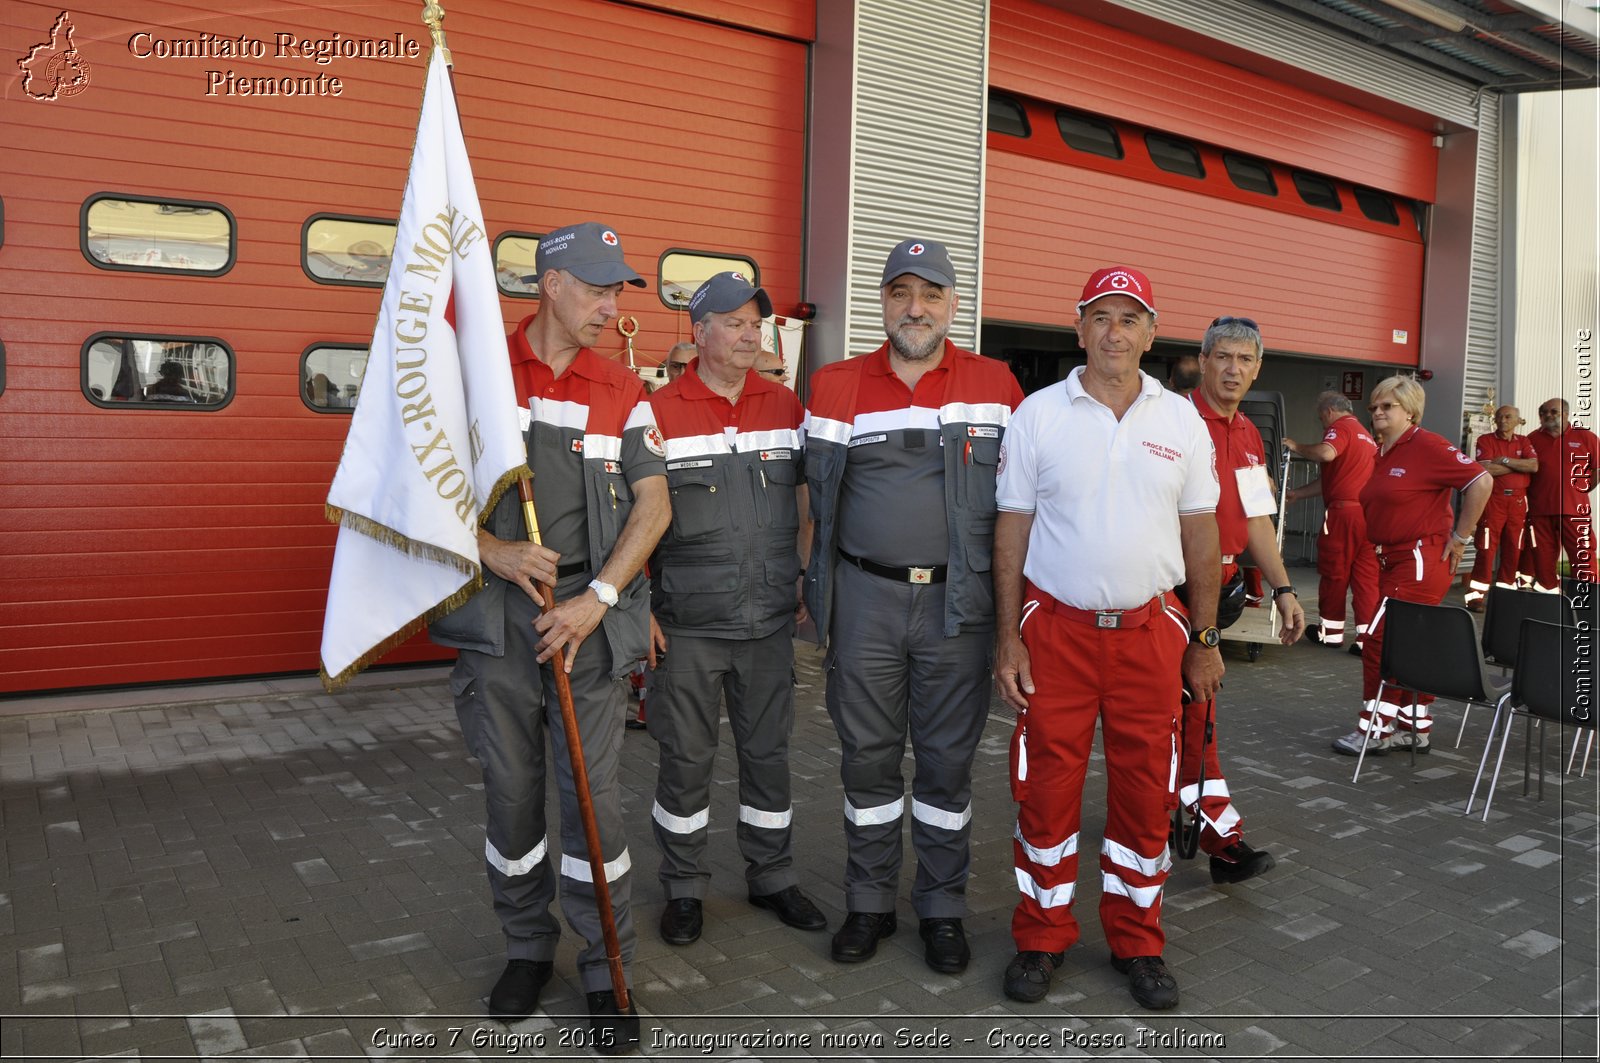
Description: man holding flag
429,223,668,1051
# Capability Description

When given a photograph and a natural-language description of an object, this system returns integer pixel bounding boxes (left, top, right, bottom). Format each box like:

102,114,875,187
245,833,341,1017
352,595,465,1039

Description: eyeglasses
1368,401,1399,413
666,361,691,371
1210,315,1260,331
757,368,788,378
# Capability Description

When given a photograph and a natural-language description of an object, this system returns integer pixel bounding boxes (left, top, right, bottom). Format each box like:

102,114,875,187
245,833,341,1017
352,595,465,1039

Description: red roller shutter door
0,0,807,693
984,0,1434,362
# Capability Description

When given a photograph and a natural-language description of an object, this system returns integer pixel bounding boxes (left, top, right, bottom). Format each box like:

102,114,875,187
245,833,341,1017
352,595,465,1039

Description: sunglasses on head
757,367,788,377
1210,315,1259,331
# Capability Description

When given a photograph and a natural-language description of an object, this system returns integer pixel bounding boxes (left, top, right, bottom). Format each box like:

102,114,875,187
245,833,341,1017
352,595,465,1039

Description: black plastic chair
1351,598,1509,782
1481,586,1571,672
1465,620,1597,820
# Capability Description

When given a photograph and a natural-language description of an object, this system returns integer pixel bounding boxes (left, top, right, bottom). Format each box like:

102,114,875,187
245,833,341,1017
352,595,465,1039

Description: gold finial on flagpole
421,1,451,66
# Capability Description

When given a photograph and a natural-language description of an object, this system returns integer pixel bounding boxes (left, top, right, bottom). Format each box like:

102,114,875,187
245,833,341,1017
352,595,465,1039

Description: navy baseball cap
688,271,773,325
535,222,646,288
880,238,957,288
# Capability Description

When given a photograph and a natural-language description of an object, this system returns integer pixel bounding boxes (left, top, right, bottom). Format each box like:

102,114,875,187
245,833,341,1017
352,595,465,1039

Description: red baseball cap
1076,266,1156,314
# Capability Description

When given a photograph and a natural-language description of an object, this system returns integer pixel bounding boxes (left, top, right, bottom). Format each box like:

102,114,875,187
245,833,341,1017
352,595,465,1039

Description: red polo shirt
1191,391,1268,558
1321,413,1377,504
1472,431,1535,494
1361,426,1486,546
1528,425,1600,516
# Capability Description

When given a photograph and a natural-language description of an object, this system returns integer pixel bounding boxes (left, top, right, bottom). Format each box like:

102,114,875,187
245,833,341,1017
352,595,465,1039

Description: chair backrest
1482,586,1572,667
1514,619,1597,730
1379,598,1492,702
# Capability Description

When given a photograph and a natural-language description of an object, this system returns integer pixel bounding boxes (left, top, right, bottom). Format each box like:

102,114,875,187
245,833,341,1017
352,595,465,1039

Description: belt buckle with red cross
1094,611,1123,629
909,567,934,585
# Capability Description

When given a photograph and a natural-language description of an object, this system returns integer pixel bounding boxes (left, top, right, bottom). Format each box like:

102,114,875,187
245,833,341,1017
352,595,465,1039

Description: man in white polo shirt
993,266,1222,1012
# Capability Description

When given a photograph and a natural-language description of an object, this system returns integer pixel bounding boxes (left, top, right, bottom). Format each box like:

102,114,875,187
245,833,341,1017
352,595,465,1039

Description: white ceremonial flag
320,49,526,689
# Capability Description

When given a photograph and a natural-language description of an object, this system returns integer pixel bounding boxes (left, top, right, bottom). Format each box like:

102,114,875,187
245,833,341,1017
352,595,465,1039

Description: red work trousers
1527,513,1598,589
1009,583,1186,958
1316,502,1379,645
1359,536,1454,736
1467,491,1527,598
1178,694,1242,855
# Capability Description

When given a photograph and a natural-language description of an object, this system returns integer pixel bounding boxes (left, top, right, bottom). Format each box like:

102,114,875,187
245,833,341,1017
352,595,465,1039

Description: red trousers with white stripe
1009,583,1186,958
1359,538,1453,736
1526,513,1598,589
1316,503,1379,644
1178,695,1242,855
1466,492,1526,599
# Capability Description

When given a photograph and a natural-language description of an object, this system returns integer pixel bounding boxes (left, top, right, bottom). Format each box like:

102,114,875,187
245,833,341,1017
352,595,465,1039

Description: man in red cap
994,266,1221,1011
1526,398,1599,589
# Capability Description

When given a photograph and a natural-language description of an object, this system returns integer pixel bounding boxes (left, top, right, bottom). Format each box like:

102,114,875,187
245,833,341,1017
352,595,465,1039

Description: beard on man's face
888,317,948,361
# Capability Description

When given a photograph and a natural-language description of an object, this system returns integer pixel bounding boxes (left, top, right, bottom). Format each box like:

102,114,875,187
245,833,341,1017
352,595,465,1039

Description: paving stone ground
2,571,1596,1061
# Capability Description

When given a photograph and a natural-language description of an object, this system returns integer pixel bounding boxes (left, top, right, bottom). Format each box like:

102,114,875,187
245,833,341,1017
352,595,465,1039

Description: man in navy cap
430,221,669,1053
804,239,1023,974
645,271,825,947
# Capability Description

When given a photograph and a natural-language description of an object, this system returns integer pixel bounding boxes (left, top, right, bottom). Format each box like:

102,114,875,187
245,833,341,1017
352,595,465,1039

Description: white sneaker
1331,729,1388,756
1389,731,1431,754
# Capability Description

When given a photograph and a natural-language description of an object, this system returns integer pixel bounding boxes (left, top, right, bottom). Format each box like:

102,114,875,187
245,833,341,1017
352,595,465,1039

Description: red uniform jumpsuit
1465,431,1535,603
1313,414,1379,647
1357,426,1486,737
1526,424,1600,589
1181,392,1267,854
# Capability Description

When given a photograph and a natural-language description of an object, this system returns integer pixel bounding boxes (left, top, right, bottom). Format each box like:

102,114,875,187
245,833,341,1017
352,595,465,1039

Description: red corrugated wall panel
0,0,805,693
983,151,1425,364
623,0,815,40
990,0,1438,202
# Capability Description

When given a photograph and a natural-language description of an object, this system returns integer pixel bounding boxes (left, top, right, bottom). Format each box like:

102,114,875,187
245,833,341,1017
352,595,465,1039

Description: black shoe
749,885,827,931
918,918,970,974
1002,949,1063,1003
586,990,641,1056
1208,840,1276,884
1112,954,1180,1010
659,897,702,945
1349,643,1364,657
1306,627,1341,647
830,911,896,962
624,717,647,731
488,959,553,1021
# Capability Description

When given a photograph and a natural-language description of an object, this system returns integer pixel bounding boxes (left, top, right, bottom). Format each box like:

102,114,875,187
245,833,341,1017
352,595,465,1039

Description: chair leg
1537,719,1546,802
1456,702,1470,749
1583,732,1596,778
1466,696,1509,817
1483,707,1521,822
1522,715,1534,797
1353,686,1384,783
1568,729,1582,774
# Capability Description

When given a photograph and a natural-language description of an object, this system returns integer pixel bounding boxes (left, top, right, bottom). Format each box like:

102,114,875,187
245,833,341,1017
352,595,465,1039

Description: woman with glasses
1330,375,1493,757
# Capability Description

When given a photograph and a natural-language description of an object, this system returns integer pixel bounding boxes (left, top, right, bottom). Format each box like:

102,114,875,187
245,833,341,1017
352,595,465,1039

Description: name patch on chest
1142,441,1182,463
667,459,713,470
967,426,999,438
760,449,792,461
603,460,621,474
850,433,889,448
570,439,584,454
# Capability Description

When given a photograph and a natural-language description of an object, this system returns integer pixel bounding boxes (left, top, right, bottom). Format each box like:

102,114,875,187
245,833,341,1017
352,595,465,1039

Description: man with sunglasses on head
1176,316,1304,885
1285,392,1379,653
1526,397,1599,590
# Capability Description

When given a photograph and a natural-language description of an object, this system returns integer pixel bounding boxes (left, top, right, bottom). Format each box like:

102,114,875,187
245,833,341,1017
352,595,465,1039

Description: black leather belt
556,561,590,579
838,549,947,585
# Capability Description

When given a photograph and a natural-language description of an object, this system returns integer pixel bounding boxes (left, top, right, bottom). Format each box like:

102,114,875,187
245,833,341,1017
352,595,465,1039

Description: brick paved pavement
2,577,1596,1060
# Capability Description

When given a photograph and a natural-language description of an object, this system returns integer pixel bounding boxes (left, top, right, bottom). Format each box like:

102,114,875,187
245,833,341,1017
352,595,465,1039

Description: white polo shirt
996,367,1219,610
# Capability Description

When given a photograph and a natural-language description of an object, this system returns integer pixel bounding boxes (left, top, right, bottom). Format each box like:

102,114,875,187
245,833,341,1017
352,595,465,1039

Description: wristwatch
1272,585,1297,600
1450,530,1473,546
1189,626,1222,648
588,579,619,608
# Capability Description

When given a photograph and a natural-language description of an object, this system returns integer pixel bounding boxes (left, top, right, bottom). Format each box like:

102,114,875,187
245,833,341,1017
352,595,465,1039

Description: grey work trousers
649,624,798,898
450,579,636,992
824,560,992,918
